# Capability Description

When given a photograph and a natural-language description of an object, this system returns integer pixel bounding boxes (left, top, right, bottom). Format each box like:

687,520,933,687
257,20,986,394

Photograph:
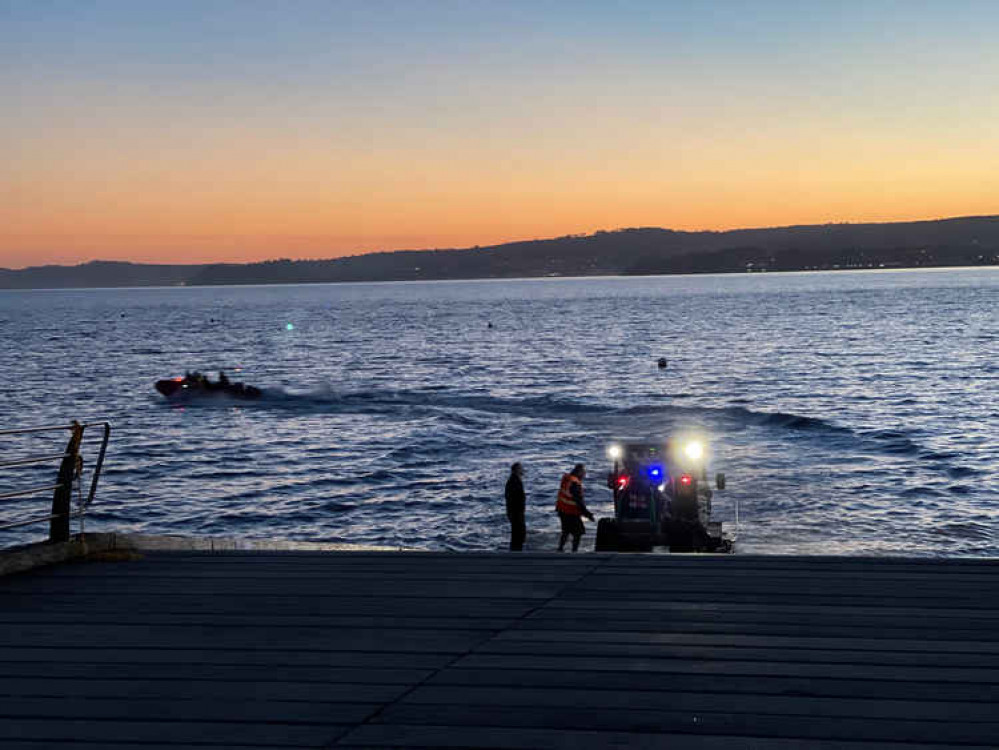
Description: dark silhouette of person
555,463,594,552
218,371,230,387
505,462,526,551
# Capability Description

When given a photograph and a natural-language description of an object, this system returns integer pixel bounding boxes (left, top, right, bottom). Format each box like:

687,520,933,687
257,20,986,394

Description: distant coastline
3,215,997,290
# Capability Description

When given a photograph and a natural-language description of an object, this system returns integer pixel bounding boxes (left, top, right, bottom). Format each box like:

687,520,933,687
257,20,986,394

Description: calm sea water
1,269,997,555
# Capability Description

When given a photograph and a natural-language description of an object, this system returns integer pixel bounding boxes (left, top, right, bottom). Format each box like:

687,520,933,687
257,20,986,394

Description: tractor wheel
595,518,620,552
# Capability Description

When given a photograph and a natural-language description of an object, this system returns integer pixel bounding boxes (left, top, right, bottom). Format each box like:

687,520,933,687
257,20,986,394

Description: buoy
657,357,668,369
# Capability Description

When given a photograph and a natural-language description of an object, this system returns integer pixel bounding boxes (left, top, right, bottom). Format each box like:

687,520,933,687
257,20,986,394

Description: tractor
595,439,732,553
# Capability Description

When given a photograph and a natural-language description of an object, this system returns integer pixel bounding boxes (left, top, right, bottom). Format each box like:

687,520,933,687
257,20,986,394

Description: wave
166,383,869,437
154,383,942,465
229,385,881,454
932,520,993,541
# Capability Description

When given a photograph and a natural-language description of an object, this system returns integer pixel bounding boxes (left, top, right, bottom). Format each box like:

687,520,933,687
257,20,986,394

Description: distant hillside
0,261,194,290
3,215,998,289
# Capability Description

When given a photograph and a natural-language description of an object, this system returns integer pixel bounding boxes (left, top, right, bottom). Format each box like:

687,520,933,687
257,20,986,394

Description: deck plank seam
326,556,615,749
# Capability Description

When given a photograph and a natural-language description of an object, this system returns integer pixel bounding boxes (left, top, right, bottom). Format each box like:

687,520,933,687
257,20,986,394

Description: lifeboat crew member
555,463,594,552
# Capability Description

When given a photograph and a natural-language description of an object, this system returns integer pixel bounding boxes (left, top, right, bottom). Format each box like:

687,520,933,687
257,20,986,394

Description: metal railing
0,421,111,544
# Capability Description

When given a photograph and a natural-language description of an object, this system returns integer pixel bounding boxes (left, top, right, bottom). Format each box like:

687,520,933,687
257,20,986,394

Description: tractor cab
595,438,732,553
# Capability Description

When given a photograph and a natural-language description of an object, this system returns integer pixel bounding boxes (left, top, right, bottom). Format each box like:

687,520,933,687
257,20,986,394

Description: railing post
49,421,83,543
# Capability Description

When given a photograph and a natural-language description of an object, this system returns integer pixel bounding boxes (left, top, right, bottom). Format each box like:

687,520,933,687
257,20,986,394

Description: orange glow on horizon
5,2,999,269
5,117,997,268
4,199,997,269
4,205,999,269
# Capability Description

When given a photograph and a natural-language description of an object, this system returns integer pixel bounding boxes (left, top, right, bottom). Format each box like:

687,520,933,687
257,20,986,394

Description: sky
2,0,998,268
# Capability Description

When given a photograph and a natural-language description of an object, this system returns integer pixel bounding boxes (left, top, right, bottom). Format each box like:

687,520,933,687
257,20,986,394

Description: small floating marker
286,323,295,331
657,357,668,369
487,321,493,328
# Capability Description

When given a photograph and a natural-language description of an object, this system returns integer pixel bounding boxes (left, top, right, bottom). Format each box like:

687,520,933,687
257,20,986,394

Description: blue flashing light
647,464,664,480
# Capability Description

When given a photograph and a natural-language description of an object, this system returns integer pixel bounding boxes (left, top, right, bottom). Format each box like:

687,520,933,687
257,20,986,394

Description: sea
1,268,996,556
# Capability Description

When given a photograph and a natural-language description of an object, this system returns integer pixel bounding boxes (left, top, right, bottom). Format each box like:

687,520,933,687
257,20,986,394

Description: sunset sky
3,0,998,268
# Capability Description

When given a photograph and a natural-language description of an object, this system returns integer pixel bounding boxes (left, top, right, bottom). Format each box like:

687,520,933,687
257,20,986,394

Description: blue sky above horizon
3,0,998,267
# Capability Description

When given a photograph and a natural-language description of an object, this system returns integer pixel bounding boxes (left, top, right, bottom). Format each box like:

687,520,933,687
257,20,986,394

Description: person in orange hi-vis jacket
555,463,594,552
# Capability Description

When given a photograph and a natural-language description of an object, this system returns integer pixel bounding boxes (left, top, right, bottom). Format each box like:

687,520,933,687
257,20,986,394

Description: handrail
0,424,81,436
0,421,111,543
81,421,111,512
0,484,64,502
0,453,71,470
1,513,67,531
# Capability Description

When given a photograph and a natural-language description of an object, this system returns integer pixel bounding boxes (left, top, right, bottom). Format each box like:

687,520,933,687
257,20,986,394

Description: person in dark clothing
505,462,526,551
555,463,594,552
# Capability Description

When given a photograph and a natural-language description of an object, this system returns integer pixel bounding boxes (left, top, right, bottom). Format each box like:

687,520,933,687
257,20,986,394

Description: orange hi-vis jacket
555,473,583,516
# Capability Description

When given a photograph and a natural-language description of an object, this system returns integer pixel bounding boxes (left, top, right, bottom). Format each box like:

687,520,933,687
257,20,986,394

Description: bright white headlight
607,444,622,460
683,441,704,461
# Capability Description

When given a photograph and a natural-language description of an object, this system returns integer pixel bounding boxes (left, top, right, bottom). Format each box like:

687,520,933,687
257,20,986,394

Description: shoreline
2,262,998,292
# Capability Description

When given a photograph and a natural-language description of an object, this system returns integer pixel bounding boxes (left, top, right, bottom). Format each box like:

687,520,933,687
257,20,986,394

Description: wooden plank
585,564,999,581
579,562,999,580
41,553,601,571
548,595,997,611
0,578,564,599
539,597,999,621
0,592,537,618
564,579,999,609
399,684,999,721
45,566,588,582
370,704,999,744
452,653,999,683
0,646,452,669
0,661,434,684
595,555,999,570
476,641,999,668
119,550,999,576
63,555,998,573
431,667,999,702
0,677,408,703
0,745,294,750
150,548,584,558
583,562,999,578
0,625,488,653
0,695,378,724
0,717,347,747
0,612,518,632
531,601,999,624
29,559,999,586
499,629,999,654
574,586,999,601
15,635,996,673
564,578,999,609
512,616,999,640
336,723,999,749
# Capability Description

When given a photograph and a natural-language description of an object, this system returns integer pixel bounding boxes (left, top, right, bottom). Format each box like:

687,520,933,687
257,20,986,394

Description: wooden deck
2,549,998,749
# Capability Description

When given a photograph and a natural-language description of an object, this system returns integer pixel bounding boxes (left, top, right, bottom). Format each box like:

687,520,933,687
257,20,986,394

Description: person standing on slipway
505,462,527,551
555,463,594,552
